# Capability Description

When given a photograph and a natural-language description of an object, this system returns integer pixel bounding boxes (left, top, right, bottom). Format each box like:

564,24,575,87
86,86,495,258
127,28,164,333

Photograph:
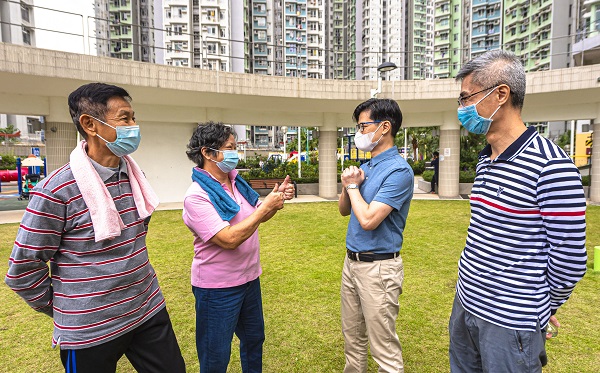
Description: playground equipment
0,167,29,182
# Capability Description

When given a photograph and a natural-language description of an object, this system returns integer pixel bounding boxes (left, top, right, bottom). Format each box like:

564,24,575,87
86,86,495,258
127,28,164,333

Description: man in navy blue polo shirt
449,50,587,372
338,98,414,373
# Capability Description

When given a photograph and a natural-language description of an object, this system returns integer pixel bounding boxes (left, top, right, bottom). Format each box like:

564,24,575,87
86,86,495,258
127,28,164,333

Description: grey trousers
448,295,547,373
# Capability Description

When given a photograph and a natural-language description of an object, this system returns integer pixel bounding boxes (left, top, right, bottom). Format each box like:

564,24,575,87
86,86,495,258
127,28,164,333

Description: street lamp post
370,61,398,98
297,127,301,178
281,126,288,160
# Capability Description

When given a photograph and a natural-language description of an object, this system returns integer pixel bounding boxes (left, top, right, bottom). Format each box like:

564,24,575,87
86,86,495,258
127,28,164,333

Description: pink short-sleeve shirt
182,168,262,288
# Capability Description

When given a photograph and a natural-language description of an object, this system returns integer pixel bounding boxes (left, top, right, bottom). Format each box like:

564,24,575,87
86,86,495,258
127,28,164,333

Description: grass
0,201,599,372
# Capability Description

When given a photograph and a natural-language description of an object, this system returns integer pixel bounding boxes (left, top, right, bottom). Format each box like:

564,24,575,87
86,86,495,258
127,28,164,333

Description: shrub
407,159,426,175
582,175,589,186
459,170,476,183
423,170,475,183
0,154,17,170
422,170,434,182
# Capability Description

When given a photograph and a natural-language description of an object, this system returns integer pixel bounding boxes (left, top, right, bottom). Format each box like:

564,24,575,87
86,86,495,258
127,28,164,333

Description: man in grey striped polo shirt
5,83,185,372
449,50,587,372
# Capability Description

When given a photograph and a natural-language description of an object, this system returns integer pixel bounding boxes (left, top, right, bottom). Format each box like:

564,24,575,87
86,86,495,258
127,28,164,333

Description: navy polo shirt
346,146,414,254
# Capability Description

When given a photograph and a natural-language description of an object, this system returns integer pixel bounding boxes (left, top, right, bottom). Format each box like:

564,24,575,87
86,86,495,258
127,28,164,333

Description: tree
555,130,570,151
460,132,487,171
286,127,318,153
0,124,21,144
394,126,439,160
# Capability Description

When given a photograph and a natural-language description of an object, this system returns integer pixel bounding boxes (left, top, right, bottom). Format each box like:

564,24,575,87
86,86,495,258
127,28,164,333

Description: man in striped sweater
448,50,587,372
5,83,185,372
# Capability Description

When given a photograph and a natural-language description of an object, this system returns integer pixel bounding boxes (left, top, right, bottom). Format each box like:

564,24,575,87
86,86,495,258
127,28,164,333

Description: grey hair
455,50,526,110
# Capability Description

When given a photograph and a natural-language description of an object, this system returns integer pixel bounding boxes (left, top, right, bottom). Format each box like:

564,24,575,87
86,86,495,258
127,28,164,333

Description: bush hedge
422,169,477,183
0,154,17,170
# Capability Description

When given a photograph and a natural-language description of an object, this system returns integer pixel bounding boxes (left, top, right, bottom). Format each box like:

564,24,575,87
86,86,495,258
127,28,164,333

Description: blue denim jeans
193,277,265,373
448,295,547,373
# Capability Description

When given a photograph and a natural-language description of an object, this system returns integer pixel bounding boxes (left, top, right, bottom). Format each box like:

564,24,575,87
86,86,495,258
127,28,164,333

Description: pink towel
70,141,159,242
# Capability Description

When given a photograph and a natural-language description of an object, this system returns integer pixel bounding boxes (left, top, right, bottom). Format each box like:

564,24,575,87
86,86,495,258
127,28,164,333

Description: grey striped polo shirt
5,158,165,349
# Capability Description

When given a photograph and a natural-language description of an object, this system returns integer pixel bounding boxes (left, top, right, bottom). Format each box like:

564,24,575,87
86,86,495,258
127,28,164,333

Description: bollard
595,246,600,272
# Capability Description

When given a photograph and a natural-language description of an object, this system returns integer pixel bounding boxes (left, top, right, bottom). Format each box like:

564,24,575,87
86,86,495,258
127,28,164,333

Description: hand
262,184,285,212
546,315,560,340
341,166,365,188
278,175,295,200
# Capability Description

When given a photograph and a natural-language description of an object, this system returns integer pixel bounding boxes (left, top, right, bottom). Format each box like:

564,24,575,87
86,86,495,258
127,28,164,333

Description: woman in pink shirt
182,122,294,373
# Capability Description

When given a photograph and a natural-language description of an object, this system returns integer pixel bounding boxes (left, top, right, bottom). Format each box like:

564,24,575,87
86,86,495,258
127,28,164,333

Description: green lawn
1,201,599,372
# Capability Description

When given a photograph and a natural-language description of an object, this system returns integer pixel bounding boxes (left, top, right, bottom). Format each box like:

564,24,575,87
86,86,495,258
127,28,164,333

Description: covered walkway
1,43,599,203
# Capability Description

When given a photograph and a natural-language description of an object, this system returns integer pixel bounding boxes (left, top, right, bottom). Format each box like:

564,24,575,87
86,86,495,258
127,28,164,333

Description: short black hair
352,98,403,137
186,121,236,167
68,83,131,139
433,151,439,157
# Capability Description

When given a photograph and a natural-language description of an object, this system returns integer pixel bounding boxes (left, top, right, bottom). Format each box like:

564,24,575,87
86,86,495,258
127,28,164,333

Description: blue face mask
208,148,239,173
92,116,141,157
457,87,501,135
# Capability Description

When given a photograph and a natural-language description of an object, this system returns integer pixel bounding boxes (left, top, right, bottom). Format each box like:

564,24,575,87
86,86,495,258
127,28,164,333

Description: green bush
407,159,426,175
423,169,475,183
0,154,17,170
582,175,589,187
459,170,476,183
422,170,434,182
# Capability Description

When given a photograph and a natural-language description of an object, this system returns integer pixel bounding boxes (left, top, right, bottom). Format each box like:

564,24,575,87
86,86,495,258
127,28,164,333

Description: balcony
253,47,268,56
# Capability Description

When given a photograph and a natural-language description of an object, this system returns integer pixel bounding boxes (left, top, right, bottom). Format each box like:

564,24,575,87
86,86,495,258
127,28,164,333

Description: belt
346,249,399,262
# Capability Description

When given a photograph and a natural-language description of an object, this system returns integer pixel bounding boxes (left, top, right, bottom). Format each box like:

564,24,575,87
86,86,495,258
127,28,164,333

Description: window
21,5,30,22
22,28,32,45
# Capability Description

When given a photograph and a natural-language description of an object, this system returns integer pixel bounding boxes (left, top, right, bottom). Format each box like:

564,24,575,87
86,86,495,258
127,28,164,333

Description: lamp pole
371,61,398,98
281,126,288,160
298,127,301,178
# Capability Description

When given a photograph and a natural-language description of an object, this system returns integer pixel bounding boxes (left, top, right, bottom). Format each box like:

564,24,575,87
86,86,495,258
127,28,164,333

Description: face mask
92,116,141,157
354,121,385,152
208,148,239,173
457,87,501,135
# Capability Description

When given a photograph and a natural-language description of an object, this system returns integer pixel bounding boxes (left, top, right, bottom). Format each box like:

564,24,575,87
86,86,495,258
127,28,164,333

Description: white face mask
354,121,385,152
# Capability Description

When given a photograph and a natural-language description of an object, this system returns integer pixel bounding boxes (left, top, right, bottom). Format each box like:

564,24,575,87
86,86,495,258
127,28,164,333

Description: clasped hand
341,166,365,188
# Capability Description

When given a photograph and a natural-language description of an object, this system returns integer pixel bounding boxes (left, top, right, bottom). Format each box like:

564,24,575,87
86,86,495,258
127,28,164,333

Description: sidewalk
0,177,448,225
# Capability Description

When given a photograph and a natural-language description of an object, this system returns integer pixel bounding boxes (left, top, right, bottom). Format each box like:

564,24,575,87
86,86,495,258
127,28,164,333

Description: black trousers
430,172,438,192
60,307,186,373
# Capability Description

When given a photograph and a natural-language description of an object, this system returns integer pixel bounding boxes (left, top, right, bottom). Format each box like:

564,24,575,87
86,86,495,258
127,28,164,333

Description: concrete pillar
318,113,338,199
590,107,600,204
45,122,77,173
438,111,461,199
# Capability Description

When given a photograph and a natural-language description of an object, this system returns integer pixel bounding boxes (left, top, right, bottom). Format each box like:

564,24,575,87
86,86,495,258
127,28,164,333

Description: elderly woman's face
210,134,236,162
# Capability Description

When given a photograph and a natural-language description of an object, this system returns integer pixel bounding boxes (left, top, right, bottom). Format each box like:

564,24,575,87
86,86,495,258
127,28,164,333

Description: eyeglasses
356,121,381,132
457,86,498,107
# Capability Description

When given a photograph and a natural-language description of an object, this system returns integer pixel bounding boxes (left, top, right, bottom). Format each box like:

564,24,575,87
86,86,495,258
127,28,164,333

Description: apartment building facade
573,0,600,66
95,0,156,62
0,0,43,144
1,0,35,46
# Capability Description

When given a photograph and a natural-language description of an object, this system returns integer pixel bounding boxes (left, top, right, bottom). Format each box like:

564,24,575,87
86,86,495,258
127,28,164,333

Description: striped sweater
457,126,587,332
5,159,165,349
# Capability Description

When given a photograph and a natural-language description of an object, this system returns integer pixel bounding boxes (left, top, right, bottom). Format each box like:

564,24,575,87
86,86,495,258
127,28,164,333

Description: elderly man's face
95,97,136,143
